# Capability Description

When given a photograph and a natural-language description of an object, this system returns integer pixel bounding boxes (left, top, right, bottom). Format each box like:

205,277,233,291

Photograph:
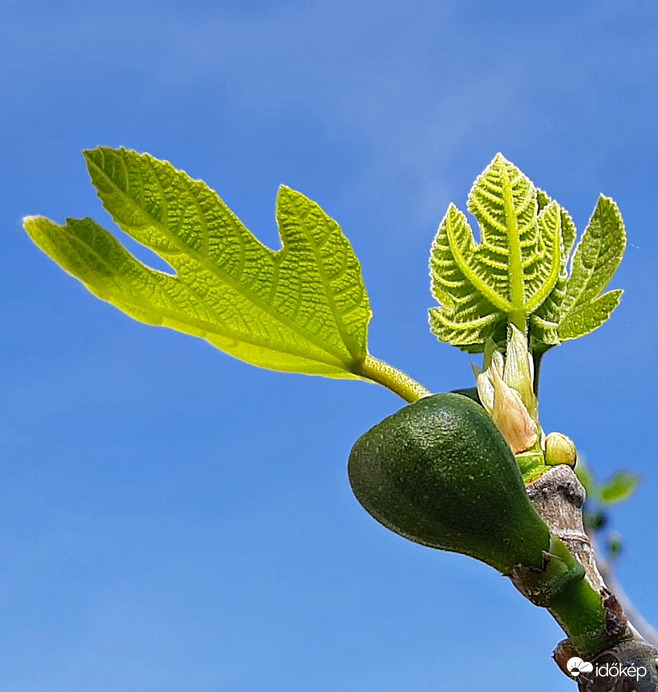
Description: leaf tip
491,151,512,167
82,146,102,161
22,215,48,237
277,183,300,197
276,184,298,211
277,184,312,210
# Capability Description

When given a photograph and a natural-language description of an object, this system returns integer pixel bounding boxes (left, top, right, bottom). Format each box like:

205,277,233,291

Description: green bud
545,432,577,467
474,326,539,455
348,393,551,573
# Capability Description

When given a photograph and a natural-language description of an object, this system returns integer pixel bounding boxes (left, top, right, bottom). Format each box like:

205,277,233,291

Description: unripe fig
348,393,551,573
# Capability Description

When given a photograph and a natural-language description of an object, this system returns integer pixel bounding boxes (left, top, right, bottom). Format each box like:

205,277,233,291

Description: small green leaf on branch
599,471,640,505
557,195,626,342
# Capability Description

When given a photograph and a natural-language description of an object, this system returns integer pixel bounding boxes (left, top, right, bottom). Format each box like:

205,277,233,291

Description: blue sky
3,1,658,690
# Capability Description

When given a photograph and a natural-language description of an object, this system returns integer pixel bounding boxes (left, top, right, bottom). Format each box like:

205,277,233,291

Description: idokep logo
566,656,649,683
567,657,593,677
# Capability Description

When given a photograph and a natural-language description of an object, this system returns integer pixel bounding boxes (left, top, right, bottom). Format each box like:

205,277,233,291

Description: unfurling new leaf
556,195,626,342
429,154,562,352
24,147,372,378
429,154,626,356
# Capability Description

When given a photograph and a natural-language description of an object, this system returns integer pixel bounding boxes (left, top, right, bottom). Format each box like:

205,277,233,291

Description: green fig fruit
348,393,551,573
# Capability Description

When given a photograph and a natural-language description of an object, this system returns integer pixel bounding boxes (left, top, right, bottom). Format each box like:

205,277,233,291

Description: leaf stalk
357,355,432,403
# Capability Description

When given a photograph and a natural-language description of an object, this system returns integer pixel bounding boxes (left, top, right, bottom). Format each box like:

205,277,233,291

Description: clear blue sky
3,1,658,690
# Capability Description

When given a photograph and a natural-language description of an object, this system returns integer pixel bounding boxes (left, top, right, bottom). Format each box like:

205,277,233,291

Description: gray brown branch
526,466,658,691
590,533,658,649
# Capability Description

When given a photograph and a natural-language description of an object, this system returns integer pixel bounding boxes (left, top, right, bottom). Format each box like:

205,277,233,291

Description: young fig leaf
429,153,561,352
24,148,372,379
529,190,578,349
530,195,625,352
429,156,626,356
557,195,626,342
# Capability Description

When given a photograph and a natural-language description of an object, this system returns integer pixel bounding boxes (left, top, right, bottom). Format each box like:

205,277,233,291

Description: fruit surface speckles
348,393,551,573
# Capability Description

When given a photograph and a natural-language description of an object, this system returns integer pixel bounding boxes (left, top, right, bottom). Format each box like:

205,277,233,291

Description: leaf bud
545,432,577,467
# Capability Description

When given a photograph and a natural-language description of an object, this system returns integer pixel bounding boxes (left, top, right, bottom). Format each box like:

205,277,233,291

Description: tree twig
589,533,658,649
525,466,658,691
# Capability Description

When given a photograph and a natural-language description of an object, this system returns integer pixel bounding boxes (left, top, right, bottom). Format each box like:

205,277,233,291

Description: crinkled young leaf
428,204,505,350
557,195,626,342
429,153,561,352
529,190,577,350
24,147,372,378
558,290,623,341
430,156,626,356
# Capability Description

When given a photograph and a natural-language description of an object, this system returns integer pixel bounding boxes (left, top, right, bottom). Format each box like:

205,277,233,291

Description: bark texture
526,466,658,691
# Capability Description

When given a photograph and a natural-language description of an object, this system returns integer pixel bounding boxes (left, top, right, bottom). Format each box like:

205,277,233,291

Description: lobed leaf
558,290,622,341
428,204,505,351
429,157,626,355
429,153,561,352
24,147,372,378
529,190,578,350
557,195,626,342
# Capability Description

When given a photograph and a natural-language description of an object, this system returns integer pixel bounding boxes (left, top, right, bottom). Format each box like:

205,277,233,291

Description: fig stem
547,576,616,655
